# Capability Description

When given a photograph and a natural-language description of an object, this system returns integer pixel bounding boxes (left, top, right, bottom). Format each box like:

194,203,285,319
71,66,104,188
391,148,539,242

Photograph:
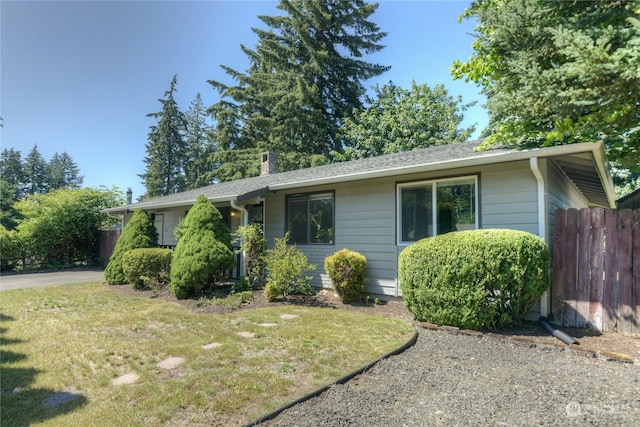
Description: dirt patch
105,283,639,360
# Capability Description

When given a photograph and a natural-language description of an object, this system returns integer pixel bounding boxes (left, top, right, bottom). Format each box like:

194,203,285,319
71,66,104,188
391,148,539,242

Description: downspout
530,157,549,316
230,199,248,277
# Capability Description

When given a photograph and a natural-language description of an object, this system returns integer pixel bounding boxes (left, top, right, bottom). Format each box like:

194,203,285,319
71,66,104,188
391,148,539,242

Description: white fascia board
101,194,240,214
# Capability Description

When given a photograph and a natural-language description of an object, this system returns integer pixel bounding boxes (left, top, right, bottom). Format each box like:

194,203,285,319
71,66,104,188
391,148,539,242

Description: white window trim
396,175,479,246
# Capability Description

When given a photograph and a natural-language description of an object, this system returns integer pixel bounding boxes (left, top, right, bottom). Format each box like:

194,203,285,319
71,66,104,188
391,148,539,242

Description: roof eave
269,142,612,191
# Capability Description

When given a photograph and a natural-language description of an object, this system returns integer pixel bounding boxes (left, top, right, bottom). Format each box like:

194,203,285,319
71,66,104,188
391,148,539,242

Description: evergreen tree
0,180,20,230
452,0,639,169
184,93,216,189
1,148,26,188
47,151,84,190
170,195,234,299
140,75,188,198
104,209,158,285
24,144,48,195
208,0,389,180
338,81,477,160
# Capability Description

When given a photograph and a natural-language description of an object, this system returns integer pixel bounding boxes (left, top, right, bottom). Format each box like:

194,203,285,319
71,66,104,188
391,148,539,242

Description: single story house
103,139,616,317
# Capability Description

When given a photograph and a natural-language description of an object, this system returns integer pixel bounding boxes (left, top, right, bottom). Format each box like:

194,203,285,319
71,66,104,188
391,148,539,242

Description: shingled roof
103,139,615,214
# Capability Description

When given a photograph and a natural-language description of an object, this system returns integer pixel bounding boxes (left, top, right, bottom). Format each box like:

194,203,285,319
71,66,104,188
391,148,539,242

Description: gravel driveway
258,327,640,426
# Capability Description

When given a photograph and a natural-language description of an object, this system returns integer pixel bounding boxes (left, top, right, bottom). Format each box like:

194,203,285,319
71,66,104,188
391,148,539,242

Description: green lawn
0,282,414,426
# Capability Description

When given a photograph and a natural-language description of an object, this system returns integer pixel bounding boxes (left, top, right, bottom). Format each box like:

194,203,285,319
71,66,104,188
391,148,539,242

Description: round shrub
104,209,158,285
324,249,367,303
399,229,549,330
170,195,235,299
122,248,172,290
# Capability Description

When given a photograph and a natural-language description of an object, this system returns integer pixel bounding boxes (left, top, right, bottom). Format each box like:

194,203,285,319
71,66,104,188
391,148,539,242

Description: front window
287,192,334,244
398,176,477,244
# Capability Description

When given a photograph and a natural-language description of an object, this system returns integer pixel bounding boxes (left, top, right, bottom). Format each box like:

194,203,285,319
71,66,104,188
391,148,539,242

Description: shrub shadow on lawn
0,313,88,427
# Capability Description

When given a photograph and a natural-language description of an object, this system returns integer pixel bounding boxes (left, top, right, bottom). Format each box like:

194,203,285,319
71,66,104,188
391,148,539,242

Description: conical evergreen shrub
170,195,235,299
104,209,158,285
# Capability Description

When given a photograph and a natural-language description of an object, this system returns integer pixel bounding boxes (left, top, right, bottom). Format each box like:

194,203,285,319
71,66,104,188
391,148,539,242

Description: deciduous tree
338,81,476,160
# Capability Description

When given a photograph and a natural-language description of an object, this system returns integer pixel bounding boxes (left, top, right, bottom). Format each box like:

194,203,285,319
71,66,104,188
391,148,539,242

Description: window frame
285,191,335,245
396,175,479,246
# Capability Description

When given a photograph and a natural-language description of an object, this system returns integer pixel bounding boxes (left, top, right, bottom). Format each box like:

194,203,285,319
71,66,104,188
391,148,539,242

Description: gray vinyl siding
262,161,548,299
546,159,590,247
480,161,539,235
264,178,399,296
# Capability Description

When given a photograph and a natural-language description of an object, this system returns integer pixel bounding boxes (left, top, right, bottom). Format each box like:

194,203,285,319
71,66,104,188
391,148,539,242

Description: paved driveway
0,269,105,291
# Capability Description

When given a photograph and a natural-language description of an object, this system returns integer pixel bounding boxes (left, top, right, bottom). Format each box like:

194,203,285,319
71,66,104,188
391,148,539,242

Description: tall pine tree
140,75,188,198
208,0,389,181
184,93,217,189
47,151,84,190
24,144,48,195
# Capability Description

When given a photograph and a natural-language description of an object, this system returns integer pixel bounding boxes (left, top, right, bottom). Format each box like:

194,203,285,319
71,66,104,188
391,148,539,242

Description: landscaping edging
247,329,419,426
418,321,639,365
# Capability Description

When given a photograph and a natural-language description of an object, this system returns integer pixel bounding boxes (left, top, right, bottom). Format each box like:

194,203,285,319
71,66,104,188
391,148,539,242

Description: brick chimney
260,152,277,176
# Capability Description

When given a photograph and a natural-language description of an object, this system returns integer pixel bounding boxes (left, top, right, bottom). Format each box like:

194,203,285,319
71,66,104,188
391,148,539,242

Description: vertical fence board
564,209,580,327
575,208,592,328
552,209,567,324
633,210,640,333
617,210,634,333
603,209,620,331
588,208,605,331
553,208,638,332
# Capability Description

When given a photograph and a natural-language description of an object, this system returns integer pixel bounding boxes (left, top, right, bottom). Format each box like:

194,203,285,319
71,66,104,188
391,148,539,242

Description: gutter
530,156,549,317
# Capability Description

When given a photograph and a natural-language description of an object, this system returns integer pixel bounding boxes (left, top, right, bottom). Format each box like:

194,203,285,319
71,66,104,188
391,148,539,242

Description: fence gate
552,208,639,332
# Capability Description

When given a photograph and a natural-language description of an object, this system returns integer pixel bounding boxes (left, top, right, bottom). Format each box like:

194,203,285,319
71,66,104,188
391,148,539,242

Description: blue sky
1,0,486,200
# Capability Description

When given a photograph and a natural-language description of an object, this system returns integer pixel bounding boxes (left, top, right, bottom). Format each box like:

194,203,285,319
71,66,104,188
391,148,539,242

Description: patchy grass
0,282,414,426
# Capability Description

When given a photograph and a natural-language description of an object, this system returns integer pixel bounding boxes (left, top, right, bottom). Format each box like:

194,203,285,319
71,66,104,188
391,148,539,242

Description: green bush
104,209,158,285
0,225,22,271
324,249,367,303
399,229,549,330
263,233,315,301
233,223,265,288
170,195,235,299
122,248,172,290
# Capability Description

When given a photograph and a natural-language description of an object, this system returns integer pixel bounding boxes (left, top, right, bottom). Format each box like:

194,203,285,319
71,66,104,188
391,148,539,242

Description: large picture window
287,192,334,244
398,176,477,244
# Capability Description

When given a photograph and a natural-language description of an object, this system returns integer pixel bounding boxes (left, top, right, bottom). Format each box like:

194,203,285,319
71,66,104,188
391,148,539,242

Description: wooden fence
552,208,640,332
98,229,121,267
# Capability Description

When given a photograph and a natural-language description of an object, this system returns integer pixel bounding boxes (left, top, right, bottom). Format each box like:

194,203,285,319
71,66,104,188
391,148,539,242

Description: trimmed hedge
324,249,367,303
104,209,158,285
122,248,172,290
399,229,549,329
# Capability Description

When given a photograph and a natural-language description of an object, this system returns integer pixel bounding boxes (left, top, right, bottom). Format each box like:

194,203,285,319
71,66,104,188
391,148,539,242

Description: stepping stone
202,342,222,349
43,391,80,408
237,331,255,338
280,314,298,320
157,357,185,370
112,373,140,385
257,323,277,327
